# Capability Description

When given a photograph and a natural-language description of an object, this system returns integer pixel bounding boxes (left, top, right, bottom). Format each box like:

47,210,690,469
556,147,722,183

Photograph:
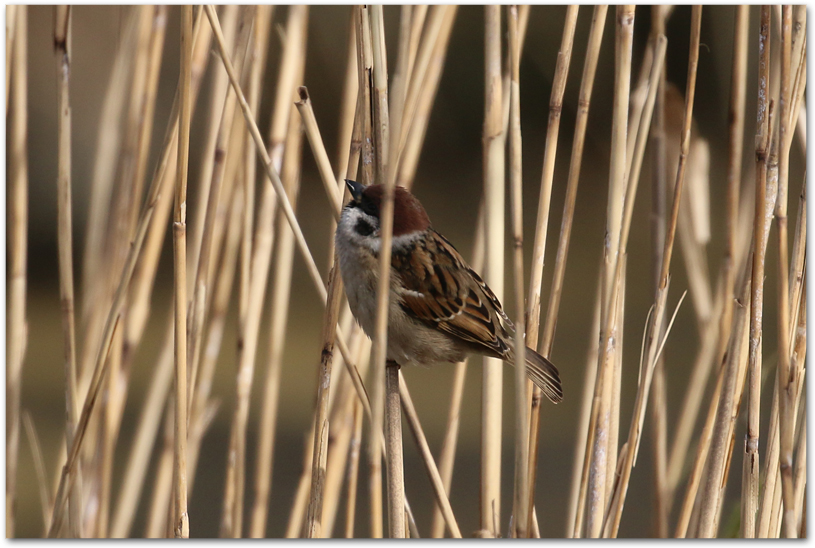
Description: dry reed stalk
695,249,759,537
566,274,603,537
188,7,254,419
482,6,505,536
170,6,193,538
430,205,485,538
507,5,529,539
742,7,771,537
774,6,796,538
647,7,670,535
304,259,345,538
53,3,79,472
405,5,427,84
523,3,579,532
387,6,412,184
6,5,27,539
5,4,15,114
583,7,634,538
396,6,458,189
533,8,608,536
590,36,669,537
399,377,462,538
320,331,371,536
367,6,404,538
523,4,578,354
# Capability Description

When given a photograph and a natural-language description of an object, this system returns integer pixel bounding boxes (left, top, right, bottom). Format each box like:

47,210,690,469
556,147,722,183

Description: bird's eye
355,218,374,237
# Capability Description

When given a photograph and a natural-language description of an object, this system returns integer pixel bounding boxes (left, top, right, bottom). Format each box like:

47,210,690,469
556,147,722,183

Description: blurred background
8,5,806,538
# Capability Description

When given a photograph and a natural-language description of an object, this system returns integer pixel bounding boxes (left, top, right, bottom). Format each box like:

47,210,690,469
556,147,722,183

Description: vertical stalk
53,9,81,536
481,6,504,536
585,6,634,538
171,5,192,538
7,4,28,539
507,5,528,539
742,7,771,537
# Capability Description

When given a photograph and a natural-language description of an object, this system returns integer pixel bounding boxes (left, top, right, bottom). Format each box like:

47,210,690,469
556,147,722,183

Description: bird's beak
345,179,365,202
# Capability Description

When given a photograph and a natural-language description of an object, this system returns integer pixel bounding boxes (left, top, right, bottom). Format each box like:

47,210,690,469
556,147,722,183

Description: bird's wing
393,230,510,358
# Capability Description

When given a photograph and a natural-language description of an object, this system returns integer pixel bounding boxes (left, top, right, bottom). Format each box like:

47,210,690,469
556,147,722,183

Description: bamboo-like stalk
481,6,504,536
6,5,27,539
531,7,607,536
524,2,579,373
387,5,412,185
507,5,529,539
366,5,404,538
774,6,797,538
742,7,771,537
171,6,193,538
399,376,462,538
305,257,345,538
584,6,635,538
647,7,672,535
567,274,603,537
53,4,80,504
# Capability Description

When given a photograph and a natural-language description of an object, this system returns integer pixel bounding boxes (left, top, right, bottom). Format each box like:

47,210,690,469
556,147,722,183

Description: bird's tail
512,346,563,404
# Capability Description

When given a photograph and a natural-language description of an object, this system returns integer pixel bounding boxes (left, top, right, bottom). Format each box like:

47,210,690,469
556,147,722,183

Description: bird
335,179,562,404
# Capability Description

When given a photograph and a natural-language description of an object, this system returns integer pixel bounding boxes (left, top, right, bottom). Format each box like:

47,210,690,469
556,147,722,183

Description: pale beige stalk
171,6,193,538
481,6,505,536
774,6,797,538
5,5,15,115
507,5,529,539
584,7,634,538
742,8,771,537
54,4,78,446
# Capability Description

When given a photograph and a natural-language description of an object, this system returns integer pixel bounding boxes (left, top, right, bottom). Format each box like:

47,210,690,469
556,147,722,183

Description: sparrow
335,179,562,404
